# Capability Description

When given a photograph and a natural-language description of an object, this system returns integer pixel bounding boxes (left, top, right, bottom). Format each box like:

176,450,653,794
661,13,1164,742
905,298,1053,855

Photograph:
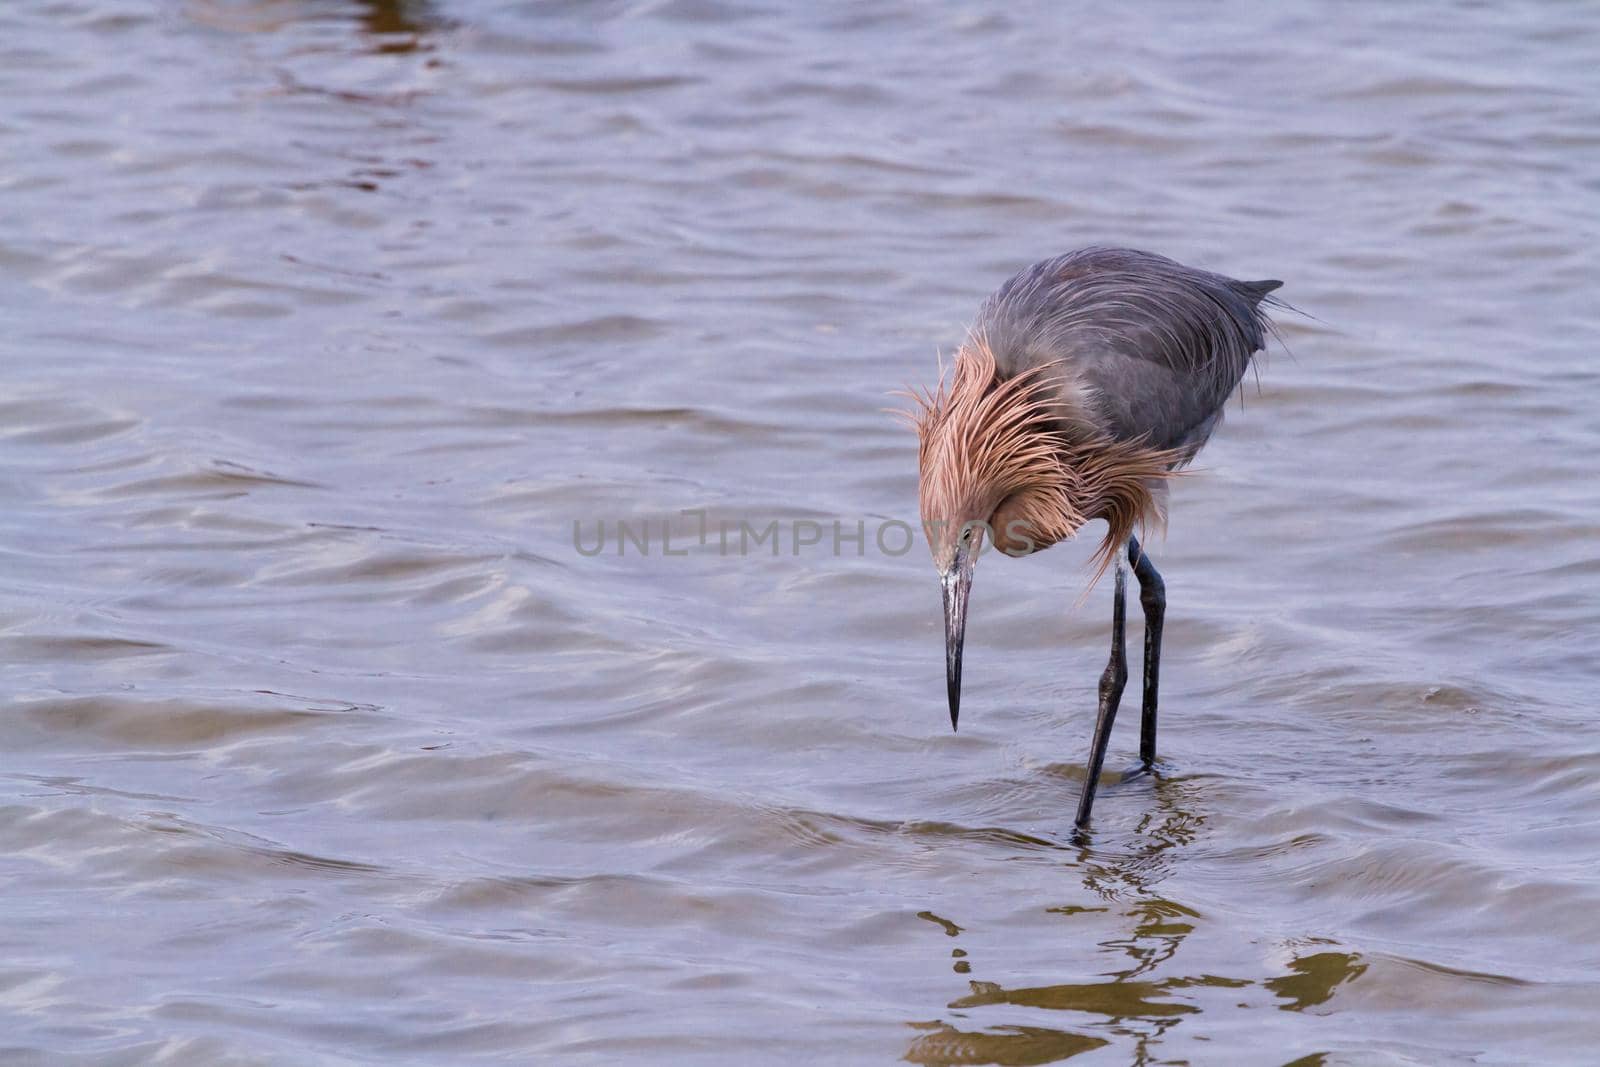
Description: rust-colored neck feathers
910,341,1175,579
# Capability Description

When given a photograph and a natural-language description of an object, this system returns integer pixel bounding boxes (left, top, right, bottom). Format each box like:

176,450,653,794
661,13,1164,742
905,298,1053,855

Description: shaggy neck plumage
911,341,1175,577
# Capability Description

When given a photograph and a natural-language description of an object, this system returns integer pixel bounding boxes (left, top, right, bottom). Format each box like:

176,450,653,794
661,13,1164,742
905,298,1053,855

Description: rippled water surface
4,2,1599,1063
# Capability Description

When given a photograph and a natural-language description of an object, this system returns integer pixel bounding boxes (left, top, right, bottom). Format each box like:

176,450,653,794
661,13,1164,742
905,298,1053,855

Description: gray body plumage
972,247,1281,466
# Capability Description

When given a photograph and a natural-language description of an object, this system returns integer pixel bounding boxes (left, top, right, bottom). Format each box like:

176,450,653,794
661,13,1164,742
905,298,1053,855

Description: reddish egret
911,247,1281,830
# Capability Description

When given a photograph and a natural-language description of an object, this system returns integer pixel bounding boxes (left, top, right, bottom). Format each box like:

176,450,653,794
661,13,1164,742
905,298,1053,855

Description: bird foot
1118,761,1157,783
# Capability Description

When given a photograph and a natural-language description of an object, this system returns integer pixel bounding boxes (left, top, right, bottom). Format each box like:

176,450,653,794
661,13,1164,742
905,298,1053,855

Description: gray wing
973,247,1281,461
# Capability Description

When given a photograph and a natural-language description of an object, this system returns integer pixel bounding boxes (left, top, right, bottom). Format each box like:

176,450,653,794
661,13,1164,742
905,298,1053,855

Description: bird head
908,343,1083,731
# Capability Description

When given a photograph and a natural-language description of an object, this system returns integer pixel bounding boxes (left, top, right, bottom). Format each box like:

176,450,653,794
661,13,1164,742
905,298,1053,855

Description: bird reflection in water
1264,946,1368,1013
905,777,1201,1064
905,778,1366,1064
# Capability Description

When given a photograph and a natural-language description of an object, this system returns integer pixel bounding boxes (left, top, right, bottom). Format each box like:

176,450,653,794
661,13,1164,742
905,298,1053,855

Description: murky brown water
4,2,1599,1063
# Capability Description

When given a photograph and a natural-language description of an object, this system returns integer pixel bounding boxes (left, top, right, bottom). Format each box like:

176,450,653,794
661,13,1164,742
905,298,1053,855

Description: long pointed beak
941,545,975,732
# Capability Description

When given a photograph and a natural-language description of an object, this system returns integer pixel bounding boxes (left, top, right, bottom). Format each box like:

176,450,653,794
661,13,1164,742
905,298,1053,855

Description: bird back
971,247,1280,460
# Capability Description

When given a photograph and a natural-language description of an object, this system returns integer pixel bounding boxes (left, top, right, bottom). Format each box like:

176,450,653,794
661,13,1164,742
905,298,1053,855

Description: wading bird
911,247,1281,830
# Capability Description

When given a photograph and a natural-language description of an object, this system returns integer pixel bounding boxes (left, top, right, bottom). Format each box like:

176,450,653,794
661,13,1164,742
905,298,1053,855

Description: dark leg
1074,562,1128,830
1127,535,1165,770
